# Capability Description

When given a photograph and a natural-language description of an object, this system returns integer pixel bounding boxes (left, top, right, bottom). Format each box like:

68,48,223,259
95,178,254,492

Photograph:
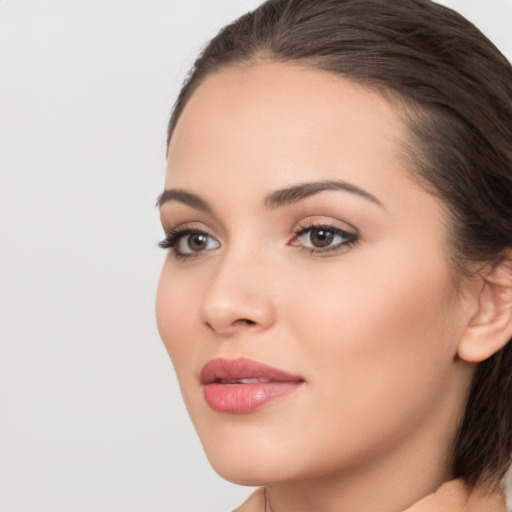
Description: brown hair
167,0,512,485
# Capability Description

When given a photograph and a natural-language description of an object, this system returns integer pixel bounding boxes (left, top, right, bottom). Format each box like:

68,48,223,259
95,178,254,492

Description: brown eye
186,233,209,252
159,227,221,259
293,224,357,253
177,231,220,255
309,228,334,248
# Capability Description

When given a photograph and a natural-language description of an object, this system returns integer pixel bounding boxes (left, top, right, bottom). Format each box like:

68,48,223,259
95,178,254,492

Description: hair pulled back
167,0,512,485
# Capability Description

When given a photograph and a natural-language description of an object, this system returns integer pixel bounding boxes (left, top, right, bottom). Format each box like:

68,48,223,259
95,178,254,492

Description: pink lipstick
200,358,305,414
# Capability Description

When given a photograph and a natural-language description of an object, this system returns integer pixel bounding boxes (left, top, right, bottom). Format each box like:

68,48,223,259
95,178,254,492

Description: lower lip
203,381,303,413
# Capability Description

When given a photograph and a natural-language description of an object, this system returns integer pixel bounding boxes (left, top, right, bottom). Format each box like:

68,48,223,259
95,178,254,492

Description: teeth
219,378,271,384
239,378,270,384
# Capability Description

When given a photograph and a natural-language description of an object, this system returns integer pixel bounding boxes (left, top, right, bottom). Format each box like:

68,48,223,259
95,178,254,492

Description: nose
200,252,277,336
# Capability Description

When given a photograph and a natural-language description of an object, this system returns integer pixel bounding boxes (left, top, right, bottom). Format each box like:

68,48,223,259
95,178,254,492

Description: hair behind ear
454,252,512,484
454,341,512,484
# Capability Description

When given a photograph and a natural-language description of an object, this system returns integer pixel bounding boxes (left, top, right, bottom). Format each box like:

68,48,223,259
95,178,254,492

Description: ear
457,252,512,363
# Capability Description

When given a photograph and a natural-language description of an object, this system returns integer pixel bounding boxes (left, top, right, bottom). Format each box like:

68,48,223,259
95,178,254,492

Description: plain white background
1,1,511,511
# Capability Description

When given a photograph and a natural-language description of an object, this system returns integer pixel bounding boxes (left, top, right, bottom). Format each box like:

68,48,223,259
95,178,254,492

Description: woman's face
157,62,476,487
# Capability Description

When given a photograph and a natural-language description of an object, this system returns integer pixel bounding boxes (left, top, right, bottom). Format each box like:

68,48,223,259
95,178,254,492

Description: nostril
236,319,256,326
204,318,256,332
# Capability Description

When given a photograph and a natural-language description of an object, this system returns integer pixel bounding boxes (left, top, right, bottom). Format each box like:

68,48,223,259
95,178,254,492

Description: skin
156,62,481,512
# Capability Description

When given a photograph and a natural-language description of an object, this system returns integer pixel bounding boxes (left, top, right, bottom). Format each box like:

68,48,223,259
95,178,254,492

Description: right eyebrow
156,189,212,212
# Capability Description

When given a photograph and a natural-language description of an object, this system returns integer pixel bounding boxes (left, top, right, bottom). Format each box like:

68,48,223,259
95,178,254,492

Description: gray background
1,1,511,511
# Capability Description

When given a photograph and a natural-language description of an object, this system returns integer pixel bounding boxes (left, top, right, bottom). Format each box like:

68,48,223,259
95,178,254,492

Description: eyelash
159,223,358,260
158,225,218,261
291,222,358,255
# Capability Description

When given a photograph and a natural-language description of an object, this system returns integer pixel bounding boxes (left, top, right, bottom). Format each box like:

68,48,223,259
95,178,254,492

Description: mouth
200,358,305,414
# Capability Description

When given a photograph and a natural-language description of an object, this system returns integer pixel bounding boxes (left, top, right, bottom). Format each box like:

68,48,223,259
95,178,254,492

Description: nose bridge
200,241,276,334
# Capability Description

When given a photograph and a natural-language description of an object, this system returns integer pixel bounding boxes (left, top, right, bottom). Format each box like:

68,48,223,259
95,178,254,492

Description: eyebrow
157,180,383,211
156,189,212,212
264,180,383,209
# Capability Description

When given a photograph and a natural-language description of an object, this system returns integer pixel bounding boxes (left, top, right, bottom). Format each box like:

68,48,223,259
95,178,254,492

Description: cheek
156,264,198,373
285,251,460,428
289,242,458,356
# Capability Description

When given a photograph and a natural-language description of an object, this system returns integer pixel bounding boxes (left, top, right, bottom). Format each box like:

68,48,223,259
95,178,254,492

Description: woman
156,0,512,510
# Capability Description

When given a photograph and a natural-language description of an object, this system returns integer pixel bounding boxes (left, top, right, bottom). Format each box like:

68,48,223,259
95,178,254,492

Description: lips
200,358,305,413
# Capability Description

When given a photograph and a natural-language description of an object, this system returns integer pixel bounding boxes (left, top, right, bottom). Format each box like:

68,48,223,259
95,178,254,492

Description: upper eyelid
169,226,215,239
167,222,207,232
292,224,358,241
162,221,217,237
161,216,360,240
160,212,226,239
293,217,359,235
158,201,223,237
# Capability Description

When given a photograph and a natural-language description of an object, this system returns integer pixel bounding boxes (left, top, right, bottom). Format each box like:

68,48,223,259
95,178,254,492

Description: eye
159,227,220,259
291,224,358,254
178,232,219,254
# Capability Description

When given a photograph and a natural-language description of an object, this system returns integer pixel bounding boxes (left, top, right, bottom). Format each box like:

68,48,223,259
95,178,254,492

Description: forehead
166,61,411,205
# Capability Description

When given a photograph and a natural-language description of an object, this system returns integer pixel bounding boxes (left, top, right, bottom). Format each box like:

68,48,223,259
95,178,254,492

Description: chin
213,464,269,487
200,432,299,486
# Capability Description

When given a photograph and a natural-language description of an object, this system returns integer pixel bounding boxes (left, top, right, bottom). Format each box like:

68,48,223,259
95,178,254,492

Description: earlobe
457,252,512,363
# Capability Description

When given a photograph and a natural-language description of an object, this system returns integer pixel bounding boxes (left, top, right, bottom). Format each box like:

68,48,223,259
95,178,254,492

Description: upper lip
200,358,305,385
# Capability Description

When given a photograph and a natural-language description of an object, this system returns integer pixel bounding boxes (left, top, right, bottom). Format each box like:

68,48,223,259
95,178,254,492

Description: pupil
189,234,207,251
311,229,333,247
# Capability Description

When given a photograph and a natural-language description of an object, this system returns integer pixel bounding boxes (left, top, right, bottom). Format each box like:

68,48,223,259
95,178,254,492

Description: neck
265,478,507,512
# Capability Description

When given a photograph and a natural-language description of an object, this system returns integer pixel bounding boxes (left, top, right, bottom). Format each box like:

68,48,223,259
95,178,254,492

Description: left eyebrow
264,180,383,209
